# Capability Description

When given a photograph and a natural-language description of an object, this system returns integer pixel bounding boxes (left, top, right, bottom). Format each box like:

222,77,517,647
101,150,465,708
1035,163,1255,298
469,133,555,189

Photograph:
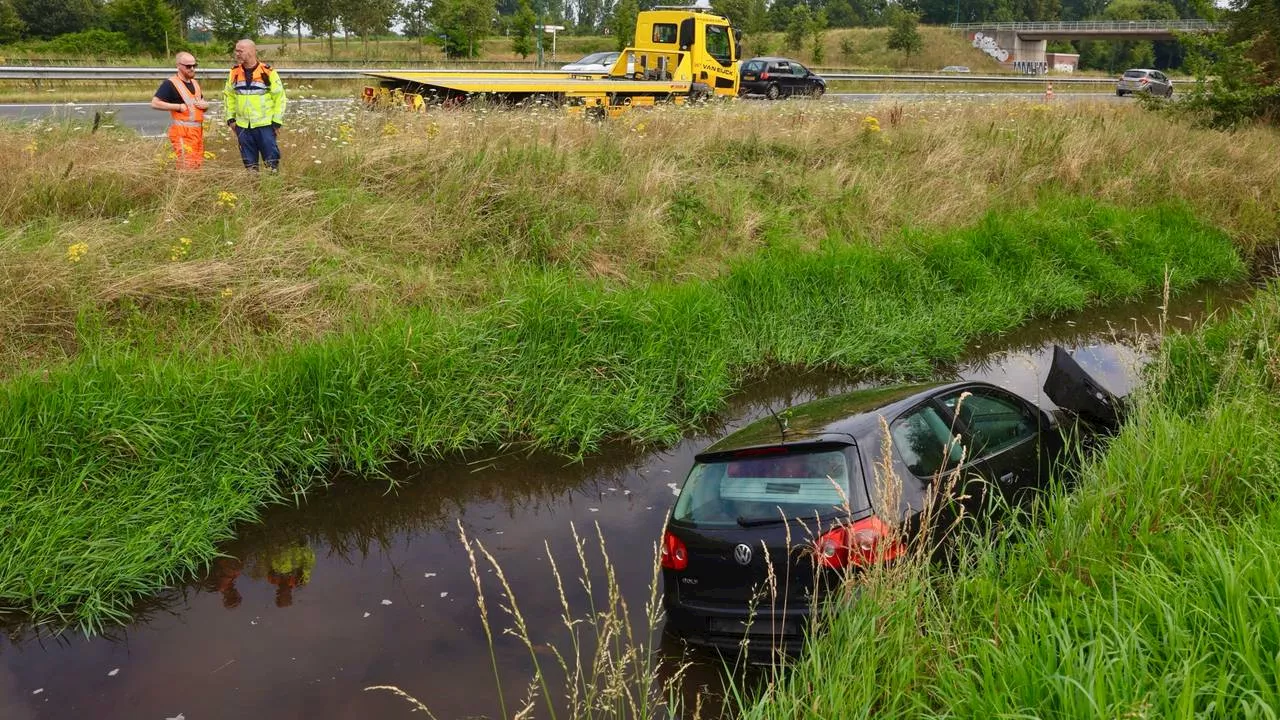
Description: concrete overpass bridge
950,20,1222,70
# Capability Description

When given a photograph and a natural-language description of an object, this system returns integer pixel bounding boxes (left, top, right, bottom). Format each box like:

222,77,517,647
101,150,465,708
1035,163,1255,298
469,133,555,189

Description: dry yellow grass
1,99,1277,378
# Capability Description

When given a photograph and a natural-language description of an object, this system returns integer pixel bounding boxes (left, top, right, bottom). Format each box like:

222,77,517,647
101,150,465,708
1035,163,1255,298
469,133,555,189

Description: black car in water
739,57,826,99
661,346,1120,653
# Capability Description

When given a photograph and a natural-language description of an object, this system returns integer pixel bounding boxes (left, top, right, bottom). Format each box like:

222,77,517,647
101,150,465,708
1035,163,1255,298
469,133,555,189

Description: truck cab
614,5,742,97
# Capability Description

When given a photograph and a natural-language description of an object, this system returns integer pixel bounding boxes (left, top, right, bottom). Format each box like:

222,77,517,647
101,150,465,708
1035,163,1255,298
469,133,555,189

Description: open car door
1043,345,1125,432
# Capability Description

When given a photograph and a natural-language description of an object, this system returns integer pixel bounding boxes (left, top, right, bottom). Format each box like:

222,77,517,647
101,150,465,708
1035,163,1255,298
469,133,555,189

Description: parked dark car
739,57,826,99
1116,68,1173,97
661,346,1120,653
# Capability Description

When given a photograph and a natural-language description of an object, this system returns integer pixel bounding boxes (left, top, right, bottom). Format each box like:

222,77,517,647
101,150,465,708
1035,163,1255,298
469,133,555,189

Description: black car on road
661,346,1120,653
739,57,826,100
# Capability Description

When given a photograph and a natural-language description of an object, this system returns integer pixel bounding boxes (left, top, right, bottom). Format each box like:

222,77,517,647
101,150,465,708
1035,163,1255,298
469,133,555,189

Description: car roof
697,380,973,458
744,56,799,63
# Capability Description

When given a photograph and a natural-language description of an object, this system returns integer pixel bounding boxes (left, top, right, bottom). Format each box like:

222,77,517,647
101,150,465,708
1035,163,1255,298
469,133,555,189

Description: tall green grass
742,284,1280,719
0,196,1245,630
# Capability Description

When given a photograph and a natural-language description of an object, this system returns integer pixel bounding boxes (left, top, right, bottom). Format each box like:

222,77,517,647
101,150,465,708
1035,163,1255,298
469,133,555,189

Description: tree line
0,0,1243,74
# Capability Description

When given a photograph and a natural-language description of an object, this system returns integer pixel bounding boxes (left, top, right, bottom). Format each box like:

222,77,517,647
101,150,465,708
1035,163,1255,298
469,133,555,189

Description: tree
108,0,179,54
0,0,25,43
261,0,296,47
1178,0,1280,126
783,4,811,52
885,4,922,58
167,0,209,37
295,0,338,54
339,0,395,56
610,0,638,49
432,0,495,58
13,0,98,38
512,0,536,57
398,0,431,38
209,0,262,46
811,9,828,63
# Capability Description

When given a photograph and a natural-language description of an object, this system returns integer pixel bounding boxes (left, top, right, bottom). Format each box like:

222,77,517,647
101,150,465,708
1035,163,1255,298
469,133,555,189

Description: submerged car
739,57,826,99
661,346,1121,652
561,51,621,73
1116,68,1173,97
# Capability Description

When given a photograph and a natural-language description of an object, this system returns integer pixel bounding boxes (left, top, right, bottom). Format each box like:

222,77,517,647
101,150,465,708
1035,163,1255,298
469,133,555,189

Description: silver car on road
1116,68,1173,97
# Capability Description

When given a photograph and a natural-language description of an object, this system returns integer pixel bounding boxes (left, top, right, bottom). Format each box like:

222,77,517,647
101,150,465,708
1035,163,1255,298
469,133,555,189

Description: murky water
0,286,1248,720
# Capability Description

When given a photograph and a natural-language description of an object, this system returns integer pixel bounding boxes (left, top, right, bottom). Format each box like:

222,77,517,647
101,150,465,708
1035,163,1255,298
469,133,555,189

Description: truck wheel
765,83,780,100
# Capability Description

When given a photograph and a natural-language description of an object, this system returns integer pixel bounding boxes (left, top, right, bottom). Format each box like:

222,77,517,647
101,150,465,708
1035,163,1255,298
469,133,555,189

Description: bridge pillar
995,30,1047,65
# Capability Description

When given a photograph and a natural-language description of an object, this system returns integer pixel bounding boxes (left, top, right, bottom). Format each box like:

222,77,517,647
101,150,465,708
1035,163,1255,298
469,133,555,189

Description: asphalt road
0,93,1121,135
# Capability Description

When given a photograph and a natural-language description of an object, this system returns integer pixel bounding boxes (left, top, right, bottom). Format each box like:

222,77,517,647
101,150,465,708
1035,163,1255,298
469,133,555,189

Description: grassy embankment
0,101,1276,631
743,282,1280,718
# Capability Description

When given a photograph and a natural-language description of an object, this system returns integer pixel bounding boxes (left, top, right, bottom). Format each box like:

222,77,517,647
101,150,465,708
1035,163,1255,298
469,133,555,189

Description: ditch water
0,285,1251,720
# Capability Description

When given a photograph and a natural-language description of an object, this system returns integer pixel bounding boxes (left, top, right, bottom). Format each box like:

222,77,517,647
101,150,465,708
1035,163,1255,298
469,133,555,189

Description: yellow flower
203,150,216,159
66,242,88,262
217,190,238,210
221,287,234,298
381,122,399,136
862,116,881,133
337,123,355,142
180,237,192,246
23,142,37,154
425,122,440,139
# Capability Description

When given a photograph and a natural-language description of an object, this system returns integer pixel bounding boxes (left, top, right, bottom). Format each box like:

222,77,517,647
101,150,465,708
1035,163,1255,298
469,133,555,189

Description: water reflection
0,285,1249,720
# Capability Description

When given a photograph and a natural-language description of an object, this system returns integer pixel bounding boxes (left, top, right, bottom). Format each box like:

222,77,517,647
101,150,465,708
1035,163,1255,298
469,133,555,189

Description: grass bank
743,283,1280,718
0,101,1270,629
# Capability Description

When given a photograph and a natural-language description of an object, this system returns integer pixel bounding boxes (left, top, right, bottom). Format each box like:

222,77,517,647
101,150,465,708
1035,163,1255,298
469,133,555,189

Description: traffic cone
1045,82,1055,102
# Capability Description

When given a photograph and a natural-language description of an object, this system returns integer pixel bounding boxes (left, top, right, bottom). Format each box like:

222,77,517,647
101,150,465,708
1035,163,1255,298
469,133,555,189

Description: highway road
0,93,1121,135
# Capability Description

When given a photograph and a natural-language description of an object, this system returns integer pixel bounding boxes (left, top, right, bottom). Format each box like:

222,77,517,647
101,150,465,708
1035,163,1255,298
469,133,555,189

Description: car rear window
1123,70,1147,78
744,60,764,72
672,448,863,526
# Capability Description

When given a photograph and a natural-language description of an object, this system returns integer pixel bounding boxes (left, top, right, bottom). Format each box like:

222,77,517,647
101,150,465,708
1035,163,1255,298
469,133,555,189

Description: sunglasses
180,62,198,69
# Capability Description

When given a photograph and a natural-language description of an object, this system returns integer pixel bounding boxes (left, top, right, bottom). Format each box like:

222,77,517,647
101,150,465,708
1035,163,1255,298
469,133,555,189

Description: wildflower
169,237,192,261
23,142,36,154
221,287,234,298
203,150,216,159
180,237,192,246
337,123,355,142
66,242,88,262
381,122,398,136
425,122,440,139
862,116,881,133
217,191,238,210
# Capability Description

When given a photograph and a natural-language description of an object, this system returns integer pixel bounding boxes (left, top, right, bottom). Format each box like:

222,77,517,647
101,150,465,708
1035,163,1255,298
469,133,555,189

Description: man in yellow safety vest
224,39,287,171
150,51,209,170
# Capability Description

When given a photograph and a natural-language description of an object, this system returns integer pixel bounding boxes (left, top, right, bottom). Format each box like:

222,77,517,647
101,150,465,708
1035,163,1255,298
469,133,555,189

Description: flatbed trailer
364,3,742,115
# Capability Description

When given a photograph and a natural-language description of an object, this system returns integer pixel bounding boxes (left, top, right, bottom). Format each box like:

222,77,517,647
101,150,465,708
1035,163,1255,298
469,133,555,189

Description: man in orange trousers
150,51,209,169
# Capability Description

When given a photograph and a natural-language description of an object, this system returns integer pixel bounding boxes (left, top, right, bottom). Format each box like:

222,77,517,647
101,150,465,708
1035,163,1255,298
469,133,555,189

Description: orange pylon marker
1045,82,1055,102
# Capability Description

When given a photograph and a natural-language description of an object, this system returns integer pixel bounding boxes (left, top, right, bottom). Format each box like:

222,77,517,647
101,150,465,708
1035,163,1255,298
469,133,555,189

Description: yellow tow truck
363,1,742,116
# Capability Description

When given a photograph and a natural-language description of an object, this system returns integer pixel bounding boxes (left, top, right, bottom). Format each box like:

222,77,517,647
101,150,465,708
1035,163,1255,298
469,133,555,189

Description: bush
41,29,132,56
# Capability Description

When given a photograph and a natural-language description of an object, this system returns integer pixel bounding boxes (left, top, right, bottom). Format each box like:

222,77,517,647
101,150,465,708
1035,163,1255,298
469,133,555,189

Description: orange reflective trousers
168,124,204,170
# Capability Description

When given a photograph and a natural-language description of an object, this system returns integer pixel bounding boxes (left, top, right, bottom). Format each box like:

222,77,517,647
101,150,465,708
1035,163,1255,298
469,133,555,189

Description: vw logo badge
733,543,753,566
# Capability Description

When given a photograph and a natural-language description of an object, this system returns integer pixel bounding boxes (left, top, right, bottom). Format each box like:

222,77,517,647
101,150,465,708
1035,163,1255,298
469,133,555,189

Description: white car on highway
561,51,620,73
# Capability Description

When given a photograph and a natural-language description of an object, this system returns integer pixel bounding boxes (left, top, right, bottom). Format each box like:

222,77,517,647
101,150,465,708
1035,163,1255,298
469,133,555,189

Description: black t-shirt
154,78,198,105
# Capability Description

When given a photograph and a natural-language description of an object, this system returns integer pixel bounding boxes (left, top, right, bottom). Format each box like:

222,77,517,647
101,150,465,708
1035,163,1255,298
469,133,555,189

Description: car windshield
1123,70,1146,78
576,52,610,64
672,448,863,526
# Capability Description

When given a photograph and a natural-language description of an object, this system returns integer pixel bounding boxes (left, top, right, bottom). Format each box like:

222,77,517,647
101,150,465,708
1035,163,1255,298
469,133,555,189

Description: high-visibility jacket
223,62,286,129
168,75,205,127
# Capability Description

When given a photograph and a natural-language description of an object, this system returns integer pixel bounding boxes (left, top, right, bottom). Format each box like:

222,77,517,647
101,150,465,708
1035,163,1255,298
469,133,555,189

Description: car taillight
661,530,688,571
760,71,769,80
1140,77,1149,84
815,516,903,570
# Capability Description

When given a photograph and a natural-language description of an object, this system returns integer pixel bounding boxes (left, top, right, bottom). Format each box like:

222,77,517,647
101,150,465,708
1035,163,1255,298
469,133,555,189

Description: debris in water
108,668,120,677
440,592,449,598
588,508,599,512
667,483,679,495
32,688,44,695
646,506,653,510
362,612,371,618
424,572,437,578
166,715,185,720
381,599,392,605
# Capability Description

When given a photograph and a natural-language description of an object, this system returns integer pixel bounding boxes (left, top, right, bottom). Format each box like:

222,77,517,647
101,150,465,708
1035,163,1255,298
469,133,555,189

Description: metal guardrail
0,65,559,81
0,65,1130,86
949,19,1221,32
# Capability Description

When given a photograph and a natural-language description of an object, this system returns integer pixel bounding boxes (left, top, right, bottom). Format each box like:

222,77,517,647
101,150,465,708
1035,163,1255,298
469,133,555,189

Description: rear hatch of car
665,443,868,623
1119,69,1148,90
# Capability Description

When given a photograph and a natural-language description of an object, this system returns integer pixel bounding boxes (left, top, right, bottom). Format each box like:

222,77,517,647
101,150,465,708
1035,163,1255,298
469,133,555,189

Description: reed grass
741,283,1280,719
0,100,1263,629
